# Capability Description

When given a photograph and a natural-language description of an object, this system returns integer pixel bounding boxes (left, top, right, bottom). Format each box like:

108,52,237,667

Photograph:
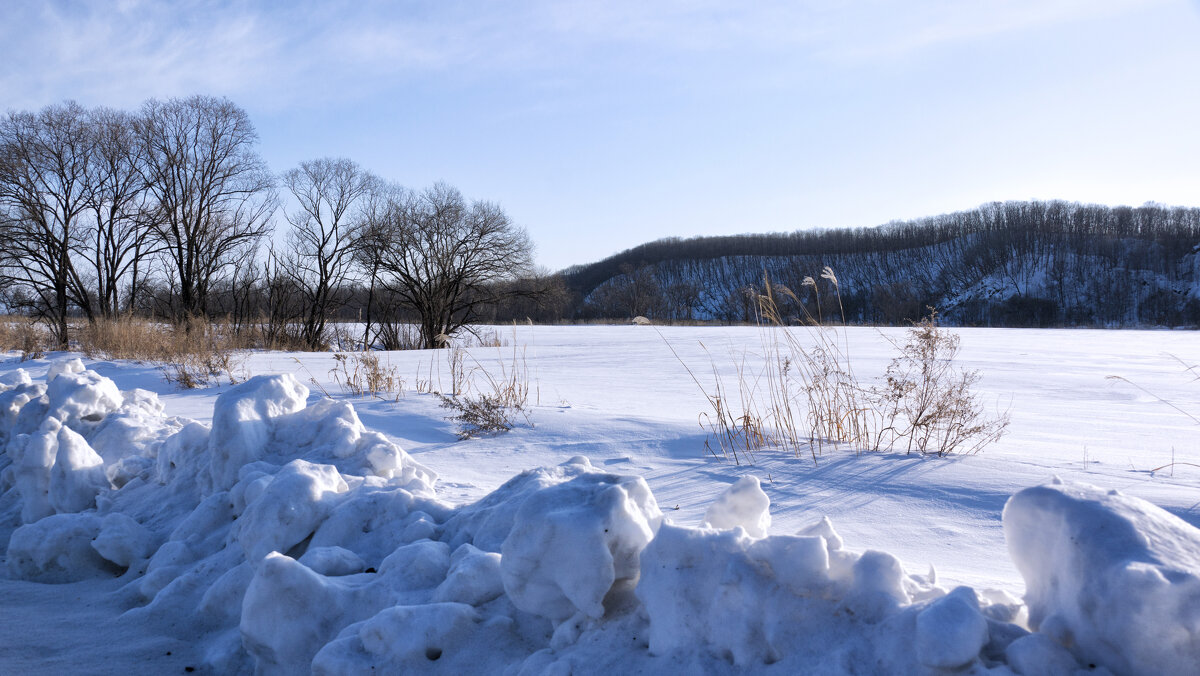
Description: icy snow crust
1,362,1198,674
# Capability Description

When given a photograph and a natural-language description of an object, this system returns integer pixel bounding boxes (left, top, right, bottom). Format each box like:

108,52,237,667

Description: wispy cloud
0,0,1174,112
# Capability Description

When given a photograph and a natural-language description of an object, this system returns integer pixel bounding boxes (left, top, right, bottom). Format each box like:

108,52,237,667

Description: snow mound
1004,480,1200,676
205,374,435,495
914,586,990,670
6,361,1200,674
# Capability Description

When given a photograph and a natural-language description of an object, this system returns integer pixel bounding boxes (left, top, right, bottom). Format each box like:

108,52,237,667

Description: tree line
567,201,1200,327
0,97,555,350
4,97,1197,343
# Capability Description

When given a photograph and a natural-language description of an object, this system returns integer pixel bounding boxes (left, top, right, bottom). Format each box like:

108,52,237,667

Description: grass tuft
669,271,1009,462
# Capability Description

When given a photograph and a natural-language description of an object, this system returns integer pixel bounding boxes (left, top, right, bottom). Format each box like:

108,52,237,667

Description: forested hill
561,201,1200,327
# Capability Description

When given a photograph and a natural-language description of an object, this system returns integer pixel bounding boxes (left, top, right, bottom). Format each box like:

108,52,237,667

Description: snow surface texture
1,361,1197,673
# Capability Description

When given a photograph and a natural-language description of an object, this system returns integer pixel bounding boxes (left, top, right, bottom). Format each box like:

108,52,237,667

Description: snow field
1,356,1199,674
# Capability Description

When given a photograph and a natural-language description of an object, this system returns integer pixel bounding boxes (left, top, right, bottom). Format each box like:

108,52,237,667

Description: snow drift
1005,480,1200,675
1,360,1197,674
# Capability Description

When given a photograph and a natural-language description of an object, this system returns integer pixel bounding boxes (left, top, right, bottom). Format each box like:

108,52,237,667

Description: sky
2,0,1199,271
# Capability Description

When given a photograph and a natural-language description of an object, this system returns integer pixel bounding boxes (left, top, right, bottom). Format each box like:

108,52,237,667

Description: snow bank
5,362,1200,674
1004,479,1200,676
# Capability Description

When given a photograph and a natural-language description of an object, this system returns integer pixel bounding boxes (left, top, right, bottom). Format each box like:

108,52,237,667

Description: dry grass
78,316,246,388
669,270,1009,462
1110,356,1199,476
1,314,245,386
0,317,50,360
664,270,866,463
329,351,403,399
757,271,871,457
658,335,766,465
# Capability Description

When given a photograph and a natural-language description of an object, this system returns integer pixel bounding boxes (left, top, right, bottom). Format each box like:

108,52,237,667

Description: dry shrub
374,321,422,351
0,317,49,361
468,327,506,348
439,338,532,439
439,393,518,438
868,311,1009,456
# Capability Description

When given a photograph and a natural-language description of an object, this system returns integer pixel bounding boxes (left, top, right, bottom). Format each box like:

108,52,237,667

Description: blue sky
2,0,1199,270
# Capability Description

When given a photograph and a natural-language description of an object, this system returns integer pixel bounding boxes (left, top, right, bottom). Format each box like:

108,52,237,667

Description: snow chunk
199,562,255,626
270,397,437,490
7,513,117,582
207,374,308,492
44,368,123,426
356,603,480,662
440,456,596,552
7,417,106,522
204,375,434,495
1005,633,1084,676
299,546,366,576
46,357,85,382
849,549,911,618
637,524,806,666
242,552,386,674
914,586,989,670
702,475,771,538
0,367,32,388
501,471,662,622
309,488,418,568
8,419,60,522
154,421,211,485
799,515,844,551
87,388,175,464
1003,481,1200,676
0,378,44,446
236,459,348,561
636,518,949,668
91,512,155,568
432,544,504,606
312,603,496,675
378,540,451,590
49,423,107,514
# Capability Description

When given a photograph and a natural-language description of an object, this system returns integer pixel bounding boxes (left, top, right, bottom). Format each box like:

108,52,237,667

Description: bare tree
258,246,307,348
369,183,535,349
84,106,157,317
136,95,276,324
0,101,97,346
351,184,406,349
280,158,381,349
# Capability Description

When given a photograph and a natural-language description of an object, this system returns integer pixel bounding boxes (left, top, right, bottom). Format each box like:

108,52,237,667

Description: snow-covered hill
567,201,1200,327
